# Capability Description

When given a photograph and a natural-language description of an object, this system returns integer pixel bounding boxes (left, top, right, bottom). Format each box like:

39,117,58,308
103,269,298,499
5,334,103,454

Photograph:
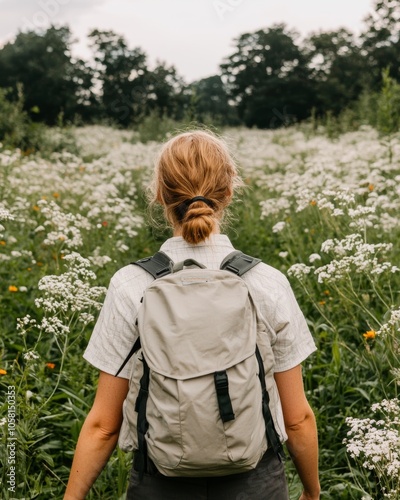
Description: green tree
189,75,239,126
88,29,147,126
361,0,400,87
89,30,190,126
220,24,314,128
304,29,367,115
71,58,101,123
139,62,187,120
0,26,91,124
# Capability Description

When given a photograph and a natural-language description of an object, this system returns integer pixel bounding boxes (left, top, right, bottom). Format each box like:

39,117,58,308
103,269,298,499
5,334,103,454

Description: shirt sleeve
271,280,317,372
83,276,139,379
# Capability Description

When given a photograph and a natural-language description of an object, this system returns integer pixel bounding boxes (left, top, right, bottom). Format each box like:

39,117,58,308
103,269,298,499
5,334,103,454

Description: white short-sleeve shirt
84,235,316,441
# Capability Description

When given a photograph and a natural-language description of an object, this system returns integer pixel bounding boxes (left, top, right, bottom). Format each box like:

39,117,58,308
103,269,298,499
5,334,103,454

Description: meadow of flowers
0,123,399,499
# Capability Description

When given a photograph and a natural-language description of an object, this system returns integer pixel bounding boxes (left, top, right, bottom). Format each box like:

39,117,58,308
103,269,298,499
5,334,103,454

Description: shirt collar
160,234,234,252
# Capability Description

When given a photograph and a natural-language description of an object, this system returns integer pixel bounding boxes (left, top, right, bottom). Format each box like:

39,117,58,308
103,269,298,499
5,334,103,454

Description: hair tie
176,196,214,221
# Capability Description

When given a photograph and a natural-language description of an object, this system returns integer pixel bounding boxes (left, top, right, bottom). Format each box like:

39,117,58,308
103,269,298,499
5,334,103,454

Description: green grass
1,124,399,499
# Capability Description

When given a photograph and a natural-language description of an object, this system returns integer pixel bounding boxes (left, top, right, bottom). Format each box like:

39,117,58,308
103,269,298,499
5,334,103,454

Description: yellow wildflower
363,330,376,340
46,362,56,370
8,285,18,292
0,368,7,375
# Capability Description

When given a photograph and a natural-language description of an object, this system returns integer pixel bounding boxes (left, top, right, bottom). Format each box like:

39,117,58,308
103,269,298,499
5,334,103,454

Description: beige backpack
116,251,284,478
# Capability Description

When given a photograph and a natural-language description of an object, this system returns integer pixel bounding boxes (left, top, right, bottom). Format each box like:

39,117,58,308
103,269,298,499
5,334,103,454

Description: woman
64,130,320,500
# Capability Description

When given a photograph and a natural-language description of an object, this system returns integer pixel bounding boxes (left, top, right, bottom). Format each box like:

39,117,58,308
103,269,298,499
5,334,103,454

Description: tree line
0,0,399,129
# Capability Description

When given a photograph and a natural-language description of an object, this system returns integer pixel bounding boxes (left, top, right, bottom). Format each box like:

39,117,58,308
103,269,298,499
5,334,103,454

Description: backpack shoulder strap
115,336,141,377
115,251,173,378
132,251,173,279
220,250,261,276
256,346,285,461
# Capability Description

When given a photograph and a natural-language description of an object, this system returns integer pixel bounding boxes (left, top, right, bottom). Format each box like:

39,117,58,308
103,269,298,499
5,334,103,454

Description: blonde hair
150,130,241,245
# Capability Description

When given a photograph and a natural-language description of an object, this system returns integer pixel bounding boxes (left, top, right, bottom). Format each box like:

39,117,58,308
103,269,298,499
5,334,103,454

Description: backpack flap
139,269,257,379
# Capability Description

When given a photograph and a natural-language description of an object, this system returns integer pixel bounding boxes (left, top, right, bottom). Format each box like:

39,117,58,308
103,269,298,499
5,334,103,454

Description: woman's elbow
95,423,121,441
84,410,122,441
285,405,316,432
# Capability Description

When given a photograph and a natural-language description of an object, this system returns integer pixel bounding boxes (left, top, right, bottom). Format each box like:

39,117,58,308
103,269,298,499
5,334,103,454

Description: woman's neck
173,226,221,237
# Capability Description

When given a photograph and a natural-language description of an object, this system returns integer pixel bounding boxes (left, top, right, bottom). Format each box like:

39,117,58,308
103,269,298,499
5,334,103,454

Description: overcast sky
0,0,374,82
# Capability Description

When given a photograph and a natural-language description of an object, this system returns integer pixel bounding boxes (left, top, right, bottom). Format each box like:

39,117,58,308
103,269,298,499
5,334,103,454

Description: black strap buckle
214,371,235,423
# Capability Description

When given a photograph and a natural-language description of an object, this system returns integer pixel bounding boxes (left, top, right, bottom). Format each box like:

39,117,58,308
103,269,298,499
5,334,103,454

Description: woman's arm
64,371,129,500
274,365,320,500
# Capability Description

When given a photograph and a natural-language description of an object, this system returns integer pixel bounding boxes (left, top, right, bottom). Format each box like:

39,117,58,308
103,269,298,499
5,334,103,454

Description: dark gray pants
127,449,289,500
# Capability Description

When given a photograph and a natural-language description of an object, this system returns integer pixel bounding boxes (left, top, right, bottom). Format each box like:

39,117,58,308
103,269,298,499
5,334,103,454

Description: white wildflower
40,317,70,336
35,252,106,320
38,200,90,249
309,253,321,263
376,307,400,337
0,205,14,221
260,198,291,218
316,234,396,283
287,263,313,280
23,351,40,361
272,221,286,233
344,398,400,489
79,312,96,326
89,248,112,268
16,315,37,335
116,241,129,253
